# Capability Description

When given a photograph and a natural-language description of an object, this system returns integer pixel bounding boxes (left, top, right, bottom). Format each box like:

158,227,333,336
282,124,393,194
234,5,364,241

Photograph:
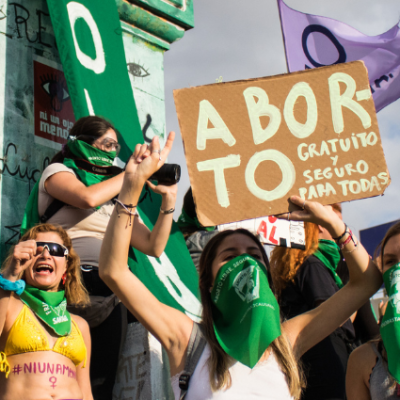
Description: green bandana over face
211,255,281,368
20,140,119,235
381,262,400,383
19,285,71,336
64,139,117,186
176,208,215,232
314,239,343,288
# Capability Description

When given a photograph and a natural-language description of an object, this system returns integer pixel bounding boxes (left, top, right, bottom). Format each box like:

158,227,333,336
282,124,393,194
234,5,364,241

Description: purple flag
278,0,400,112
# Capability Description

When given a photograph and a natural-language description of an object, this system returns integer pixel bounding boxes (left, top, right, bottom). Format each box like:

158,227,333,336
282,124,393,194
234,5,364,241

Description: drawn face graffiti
40,73,70,112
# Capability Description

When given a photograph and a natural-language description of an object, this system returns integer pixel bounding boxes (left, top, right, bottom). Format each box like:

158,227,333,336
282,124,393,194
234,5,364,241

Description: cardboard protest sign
218,218,305,249
174,61,390,226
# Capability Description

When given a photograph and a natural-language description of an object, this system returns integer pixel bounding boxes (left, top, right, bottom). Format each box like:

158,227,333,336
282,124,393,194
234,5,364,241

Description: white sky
164,0,400,235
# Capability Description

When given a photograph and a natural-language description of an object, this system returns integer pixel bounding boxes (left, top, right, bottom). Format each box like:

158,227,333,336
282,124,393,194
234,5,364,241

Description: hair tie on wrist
333,223,347,242
0,274,26,295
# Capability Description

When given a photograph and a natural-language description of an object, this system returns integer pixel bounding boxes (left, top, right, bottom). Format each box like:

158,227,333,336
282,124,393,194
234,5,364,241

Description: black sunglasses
36,242,69,258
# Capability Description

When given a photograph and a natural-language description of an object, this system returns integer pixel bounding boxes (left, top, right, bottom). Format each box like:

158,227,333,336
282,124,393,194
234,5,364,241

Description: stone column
0,0,194,398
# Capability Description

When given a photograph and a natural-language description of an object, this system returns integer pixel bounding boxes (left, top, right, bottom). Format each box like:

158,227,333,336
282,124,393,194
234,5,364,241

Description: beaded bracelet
339,228,357,250
0,274,26,295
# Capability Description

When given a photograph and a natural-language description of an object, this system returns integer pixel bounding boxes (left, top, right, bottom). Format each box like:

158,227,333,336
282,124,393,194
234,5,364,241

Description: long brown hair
269,222,319,297
2,224,89,305
378,221,400,270
199,229,304,397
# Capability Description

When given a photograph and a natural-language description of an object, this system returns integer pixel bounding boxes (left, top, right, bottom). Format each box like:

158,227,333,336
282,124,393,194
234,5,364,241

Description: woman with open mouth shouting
0,224,92,400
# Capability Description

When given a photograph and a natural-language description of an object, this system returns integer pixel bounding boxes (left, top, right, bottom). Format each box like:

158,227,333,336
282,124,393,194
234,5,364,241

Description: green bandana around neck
19,285,71,336
381,262,400,383
211,254,281,368
64,139,117,186
314,239,343,288
177,208,215,232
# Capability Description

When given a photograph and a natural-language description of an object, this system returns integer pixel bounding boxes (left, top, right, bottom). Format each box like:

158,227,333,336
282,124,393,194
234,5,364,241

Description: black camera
149,164,181,185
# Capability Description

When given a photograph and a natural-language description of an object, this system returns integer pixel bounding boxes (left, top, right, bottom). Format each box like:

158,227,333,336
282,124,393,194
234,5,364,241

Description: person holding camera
21,115,177,399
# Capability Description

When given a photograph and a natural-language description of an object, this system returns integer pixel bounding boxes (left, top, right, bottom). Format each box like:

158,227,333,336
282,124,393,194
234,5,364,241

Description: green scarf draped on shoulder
20,140,117,236
176,208,215,233
313,239,343,289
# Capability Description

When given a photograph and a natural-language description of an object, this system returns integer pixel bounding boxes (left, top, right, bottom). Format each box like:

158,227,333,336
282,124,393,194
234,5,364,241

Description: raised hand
125,132,175,182
2,240,37,281
279,196,345,237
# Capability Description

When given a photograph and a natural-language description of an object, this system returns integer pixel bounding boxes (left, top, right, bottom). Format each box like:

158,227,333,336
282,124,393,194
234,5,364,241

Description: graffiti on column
1,142,50,246
34,56,75,148
114,351,147,400
3,3,53,47
127,61,150,80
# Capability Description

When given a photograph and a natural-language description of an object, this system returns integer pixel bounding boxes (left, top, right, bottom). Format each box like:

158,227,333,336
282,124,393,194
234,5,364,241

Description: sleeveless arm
346,343,374,400
280,197,382,358
99,135,194,376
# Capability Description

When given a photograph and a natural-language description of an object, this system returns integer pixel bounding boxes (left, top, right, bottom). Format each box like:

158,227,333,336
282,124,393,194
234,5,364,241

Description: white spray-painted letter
146,253,202,321
284,82,317,138
197,100,236,150
67,2,106,74
197,154,241,207
243,87,281,145
328,72,371,133
245,150,295,201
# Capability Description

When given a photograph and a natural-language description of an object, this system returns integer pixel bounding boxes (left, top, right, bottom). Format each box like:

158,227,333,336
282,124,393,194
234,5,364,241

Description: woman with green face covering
346,222,400,400
99,140,382,399
21,116,177,399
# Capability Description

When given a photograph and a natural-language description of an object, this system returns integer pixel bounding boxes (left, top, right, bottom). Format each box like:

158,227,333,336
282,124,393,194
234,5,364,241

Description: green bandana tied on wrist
177,208,215,232
314,239,343,289
381,262,400,383
21,140,118,235
19,285,71,336
211,254,281,368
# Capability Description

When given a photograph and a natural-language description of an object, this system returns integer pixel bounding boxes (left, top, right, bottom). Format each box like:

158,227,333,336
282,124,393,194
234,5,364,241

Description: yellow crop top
0,305,86,378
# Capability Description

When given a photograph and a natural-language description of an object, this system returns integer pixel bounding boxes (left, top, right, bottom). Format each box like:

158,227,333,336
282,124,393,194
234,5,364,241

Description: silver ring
287,212,291,221
152,150,162,161
302,201,306,210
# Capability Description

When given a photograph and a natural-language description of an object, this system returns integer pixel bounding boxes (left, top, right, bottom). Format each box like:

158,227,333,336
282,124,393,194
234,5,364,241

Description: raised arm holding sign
174,61,390,227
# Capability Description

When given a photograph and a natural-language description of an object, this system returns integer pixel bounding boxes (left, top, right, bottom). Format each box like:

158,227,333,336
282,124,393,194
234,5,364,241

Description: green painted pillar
0,0,193,398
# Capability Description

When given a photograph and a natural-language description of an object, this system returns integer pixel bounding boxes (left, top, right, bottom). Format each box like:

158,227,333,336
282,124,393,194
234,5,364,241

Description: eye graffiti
40,73,70,112
127,62,150,79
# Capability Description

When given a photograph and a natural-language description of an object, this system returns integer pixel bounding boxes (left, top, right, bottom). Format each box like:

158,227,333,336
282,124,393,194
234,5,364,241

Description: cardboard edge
173,61,367,94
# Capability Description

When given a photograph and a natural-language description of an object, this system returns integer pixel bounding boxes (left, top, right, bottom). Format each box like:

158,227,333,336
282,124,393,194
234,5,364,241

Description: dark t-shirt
280,255,355,400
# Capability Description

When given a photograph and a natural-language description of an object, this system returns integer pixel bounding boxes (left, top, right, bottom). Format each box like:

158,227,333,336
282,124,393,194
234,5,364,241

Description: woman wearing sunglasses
98,139,382,399
21,116,177,398
0,224,92,400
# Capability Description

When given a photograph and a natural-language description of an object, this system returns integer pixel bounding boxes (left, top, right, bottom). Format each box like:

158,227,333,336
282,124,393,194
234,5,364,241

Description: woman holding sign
346,222,400,400
0,224,92,400
98,139,382,399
